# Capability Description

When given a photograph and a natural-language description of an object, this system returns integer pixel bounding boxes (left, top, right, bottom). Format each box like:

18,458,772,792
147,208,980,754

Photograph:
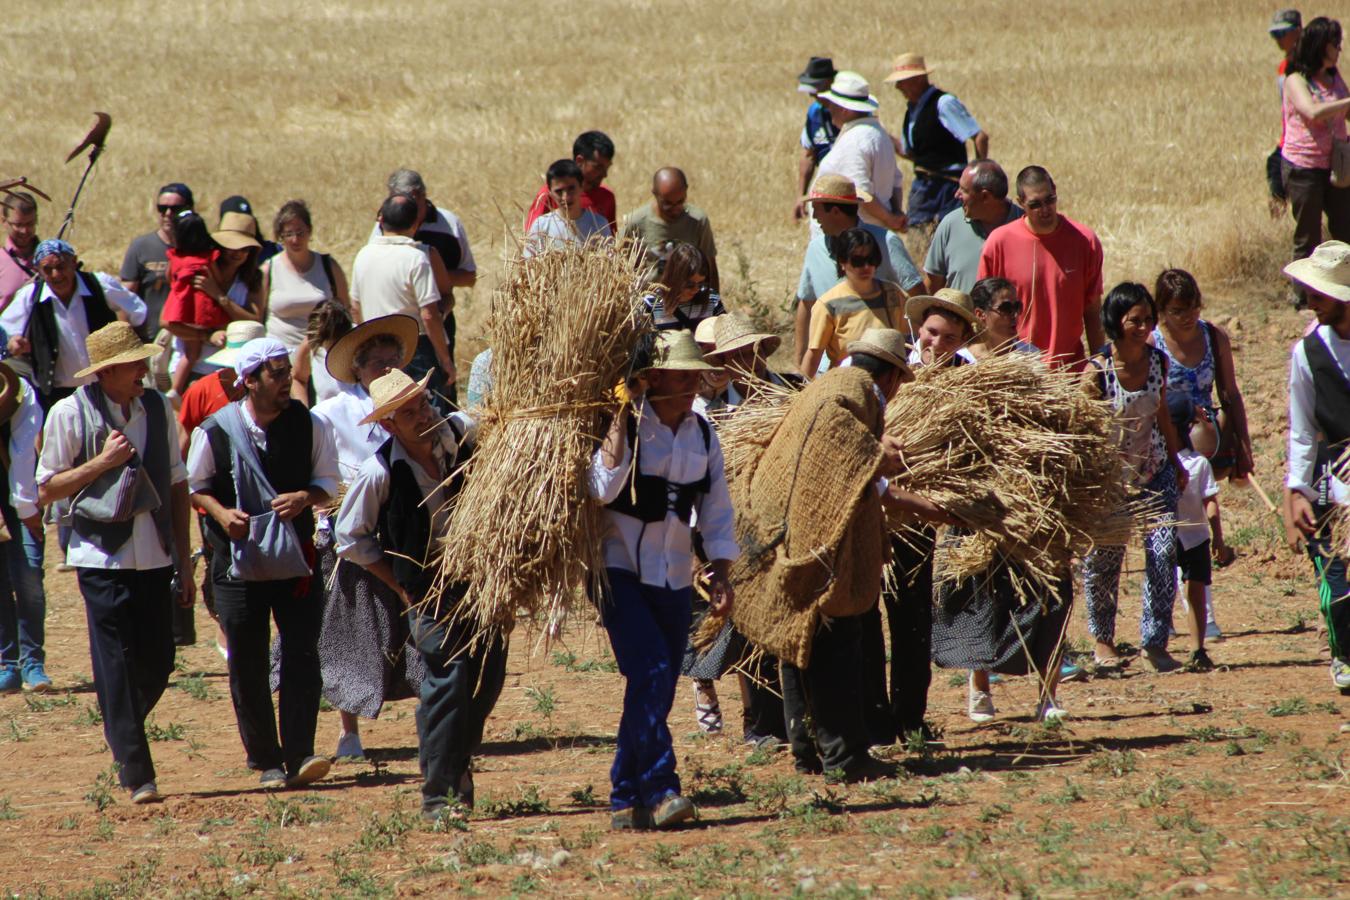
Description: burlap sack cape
728,366,889,669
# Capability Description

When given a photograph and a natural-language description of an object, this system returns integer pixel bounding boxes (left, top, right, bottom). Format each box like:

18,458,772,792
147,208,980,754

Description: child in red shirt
160,211,233,398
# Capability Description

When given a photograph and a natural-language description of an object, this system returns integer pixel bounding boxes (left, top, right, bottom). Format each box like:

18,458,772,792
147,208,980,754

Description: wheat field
2,0,1293,352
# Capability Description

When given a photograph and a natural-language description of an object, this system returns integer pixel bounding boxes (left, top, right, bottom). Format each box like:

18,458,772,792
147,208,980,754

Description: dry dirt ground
0,285,1347,898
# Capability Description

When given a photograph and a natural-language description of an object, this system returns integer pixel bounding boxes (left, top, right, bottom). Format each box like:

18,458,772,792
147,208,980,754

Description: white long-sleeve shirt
0,273,147,389
7,378,42,520
589,400,739,590
1287,324,1350,504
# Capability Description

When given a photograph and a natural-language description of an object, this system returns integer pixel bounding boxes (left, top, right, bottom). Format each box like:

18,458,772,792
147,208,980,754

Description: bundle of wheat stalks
714,353,1149,601
1328,448,1350,559
884,352,1148,592
428,239,649,641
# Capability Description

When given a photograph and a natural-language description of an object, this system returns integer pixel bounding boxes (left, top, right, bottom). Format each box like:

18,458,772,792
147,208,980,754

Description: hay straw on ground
425,239,649,642
713,354,1152,604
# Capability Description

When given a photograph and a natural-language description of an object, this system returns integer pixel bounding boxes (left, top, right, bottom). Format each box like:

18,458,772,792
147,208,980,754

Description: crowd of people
0,21,1346,833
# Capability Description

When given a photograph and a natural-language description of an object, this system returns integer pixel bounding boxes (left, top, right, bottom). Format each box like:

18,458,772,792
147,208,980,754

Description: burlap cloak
728,367,889,669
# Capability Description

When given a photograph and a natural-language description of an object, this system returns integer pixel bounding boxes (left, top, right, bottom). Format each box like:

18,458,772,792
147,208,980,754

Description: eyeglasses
993,301,1022,317
277,230,309,240
847,255,879,268
1023,195,1057,212
157,204,187,215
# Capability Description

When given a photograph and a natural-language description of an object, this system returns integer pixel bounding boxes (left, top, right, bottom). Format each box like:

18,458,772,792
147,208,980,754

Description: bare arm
794,147,816,221
881,484,956,525
419,304,456,385
793,300,813,368
600,402,633,469
191,490,250,541
971,131,990,160
442,269,476,289
170,480,195,608
360,557,413,609
923,271,947,294
1285,73,1350,122
291,339,313,406
1082,294,1106,357
37,431,133,505
861,198,907,232
1211,326,1254,477
800,347,825,380
329,260,353,308
1156,383,1189,493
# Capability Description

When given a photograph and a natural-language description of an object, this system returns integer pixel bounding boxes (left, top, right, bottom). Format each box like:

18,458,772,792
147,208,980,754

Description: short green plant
1087,749,1138,777
479,785,552,818
568,784,603,807
74,703,103,727
0,797,19,821
353,807,418,852
1267,696,1310,717
85,766,118,812
525,685,557,719
23,692,73,712
175,674,212,701
144,719,186,742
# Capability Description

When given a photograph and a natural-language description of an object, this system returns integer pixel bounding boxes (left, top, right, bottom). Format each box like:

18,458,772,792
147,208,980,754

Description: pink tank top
1282,71,1350,170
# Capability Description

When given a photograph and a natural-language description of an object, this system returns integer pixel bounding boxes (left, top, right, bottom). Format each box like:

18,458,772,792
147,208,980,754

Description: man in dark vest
35,323,193,804
884,53,990,242
1283,241,1350,694
0,239,148,412
333,369,499,823
186,337,339,789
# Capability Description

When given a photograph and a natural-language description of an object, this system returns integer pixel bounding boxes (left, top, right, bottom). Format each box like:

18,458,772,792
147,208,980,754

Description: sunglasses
847,255,879,268
1023,195,1057,212
993,301,1022,316
157,204,188,215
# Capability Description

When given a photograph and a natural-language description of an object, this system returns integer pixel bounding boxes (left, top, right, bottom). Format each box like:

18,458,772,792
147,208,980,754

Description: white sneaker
1205,620,1223,641
1036,698,1068,723
335,731,365,760
968,689,996,723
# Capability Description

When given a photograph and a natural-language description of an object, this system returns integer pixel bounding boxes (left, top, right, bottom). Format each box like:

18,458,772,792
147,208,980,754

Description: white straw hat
1284,241,1350,303
817,71,879,114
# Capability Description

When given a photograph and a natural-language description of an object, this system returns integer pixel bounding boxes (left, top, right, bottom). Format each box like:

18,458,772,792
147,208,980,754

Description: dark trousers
1283,160,1350,264
600,568,690,811
859,605,897,745
738,653,787,743
907,174,961,226
76,567,175,789
1310,523,1350,663
408,605,507,811
406,334,455,414
882,532,935,736
781,613,873,773
212,559,322,776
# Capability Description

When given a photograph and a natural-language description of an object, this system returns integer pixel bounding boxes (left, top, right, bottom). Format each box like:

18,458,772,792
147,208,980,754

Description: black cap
157,182,194,206
797,56,837,88
218,195,254,219
1269,9,1302,34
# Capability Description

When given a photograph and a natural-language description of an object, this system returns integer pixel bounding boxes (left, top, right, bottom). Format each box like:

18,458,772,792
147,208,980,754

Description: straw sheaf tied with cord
428,238,650,642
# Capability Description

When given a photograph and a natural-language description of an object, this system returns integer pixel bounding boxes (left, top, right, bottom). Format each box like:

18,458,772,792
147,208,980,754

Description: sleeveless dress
266,254,333,355
1100,347,1168,489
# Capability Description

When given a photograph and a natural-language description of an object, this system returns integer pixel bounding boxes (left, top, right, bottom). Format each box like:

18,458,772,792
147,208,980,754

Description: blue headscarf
32,238,75,263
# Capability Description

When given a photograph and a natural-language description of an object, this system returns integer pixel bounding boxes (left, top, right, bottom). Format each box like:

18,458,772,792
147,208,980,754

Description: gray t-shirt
796,221,923,305
619,203,717,273
119,231,171,335
922,202,1024,293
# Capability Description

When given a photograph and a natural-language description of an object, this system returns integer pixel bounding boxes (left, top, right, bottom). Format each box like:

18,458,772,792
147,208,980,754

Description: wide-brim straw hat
693,315,722,346
802,173,873,205
817,71,878,113
706,314,782,360
0,362,21,426
846,327,912,374
74,322,164,379
359,370,433,425
905,288,983,336
204,320,266,369
883,52,936,84
641,329,723,373
1284,241,1350,304
326,313,420,384
211,211,263,251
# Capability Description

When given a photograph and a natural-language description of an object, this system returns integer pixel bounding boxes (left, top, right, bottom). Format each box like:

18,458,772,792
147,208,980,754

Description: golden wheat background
0,0,1293,353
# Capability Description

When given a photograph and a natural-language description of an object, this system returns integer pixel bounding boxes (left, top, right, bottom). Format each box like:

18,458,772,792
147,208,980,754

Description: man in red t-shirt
523,131,616,234
978,166,1104,369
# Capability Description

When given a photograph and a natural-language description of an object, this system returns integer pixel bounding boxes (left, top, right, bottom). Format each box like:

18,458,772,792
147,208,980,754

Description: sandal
693,679,722,734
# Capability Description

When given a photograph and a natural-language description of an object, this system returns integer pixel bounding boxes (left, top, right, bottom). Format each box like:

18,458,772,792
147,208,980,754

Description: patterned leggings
1084,464,1179,650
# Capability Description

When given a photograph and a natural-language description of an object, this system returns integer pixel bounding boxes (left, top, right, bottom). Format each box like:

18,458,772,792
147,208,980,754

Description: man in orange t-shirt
978,166,1104,370
523,131,617,234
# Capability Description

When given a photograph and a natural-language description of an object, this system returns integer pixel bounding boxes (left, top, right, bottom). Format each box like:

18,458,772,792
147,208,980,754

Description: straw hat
905,288,982,336
1284,241,1350,304
359,369,433,425
204,320,266,369
0,363,21,427
816,71,878,114
802,173,872,205
211,211,263,251
706,314,782,360
883,52,936,84
74,322,164,379
326,313,420,384
846,328,912,372
641,330,723,373
693,315,722,346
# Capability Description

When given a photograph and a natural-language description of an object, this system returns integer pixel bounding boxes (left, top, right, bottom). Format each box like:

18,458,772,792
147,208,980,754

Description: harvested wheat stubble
714,353,1152,606
427,239,651,644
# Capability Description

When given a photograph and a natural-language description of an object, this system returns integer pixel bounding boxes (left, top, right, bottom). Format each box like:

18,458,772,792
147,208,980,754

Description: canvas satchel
215,403,312,582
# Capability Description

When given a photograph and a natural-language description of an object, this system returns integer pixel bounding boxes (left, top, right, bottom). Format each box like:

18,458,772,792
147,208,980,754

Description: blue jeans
600,568,691,811
0,501,45,673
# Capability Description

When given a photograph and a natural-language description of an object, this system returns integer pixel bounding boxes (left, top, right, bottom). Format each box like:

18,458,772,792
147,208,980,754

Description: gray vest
57,385,175,560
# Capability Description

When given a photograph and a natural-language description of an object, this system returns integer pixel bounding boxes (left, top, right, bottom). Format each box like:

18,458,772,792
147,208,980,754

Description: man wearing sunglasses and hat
1283,241,1350,694
36,322,193,804
334,367,488,821
591,330,738,830
813,71,908,234
186,337,339,790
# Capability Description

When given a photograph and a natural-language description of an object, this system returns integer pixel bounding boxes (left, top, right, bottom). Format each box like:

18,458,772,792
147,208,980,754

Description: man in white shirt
351,194,455,407
1282,241,1350,692
36,323,192,804
590,331,737,831
2,238,147,411
187,338,339,790
814,72,907,234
